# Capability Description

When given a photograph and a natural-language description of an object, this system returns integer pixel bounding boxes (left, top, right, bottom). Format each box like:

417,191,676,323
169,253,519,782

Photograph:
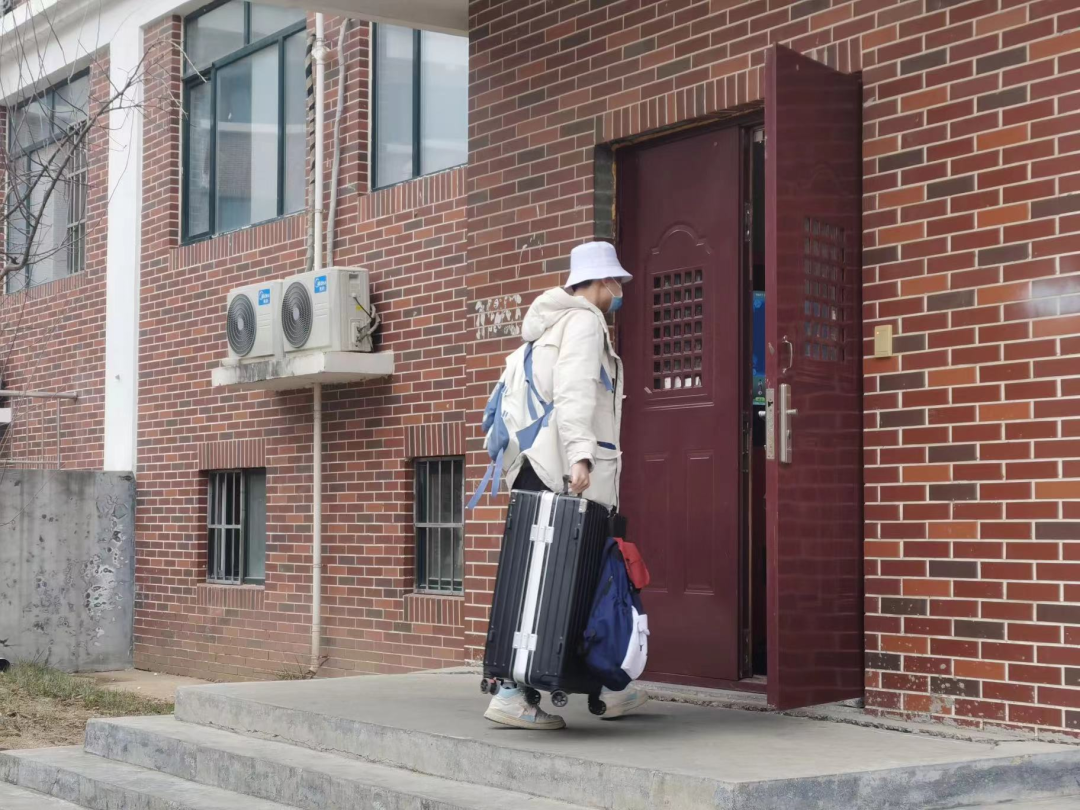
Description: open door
765,45,863,710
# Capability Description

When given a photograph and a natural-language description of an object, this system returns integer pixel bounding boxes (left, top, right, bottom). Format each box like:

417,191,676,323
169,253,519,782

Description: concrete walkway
169,672,1080,809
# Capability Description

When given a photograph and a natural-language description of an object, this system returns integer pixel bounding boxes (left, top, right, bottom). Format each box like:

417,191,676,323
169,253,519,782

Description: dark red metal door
617,126,743,685
765,45,863,709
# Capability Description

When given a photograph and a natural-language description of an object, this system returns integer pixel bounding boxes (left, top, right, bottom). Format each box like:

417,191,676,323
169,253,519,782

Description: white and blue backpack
467,342,613,509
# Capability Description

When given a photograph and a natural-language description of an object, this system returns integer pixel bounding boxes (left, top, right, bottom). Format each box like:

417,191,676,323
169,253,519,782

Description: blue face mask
604,280,624,314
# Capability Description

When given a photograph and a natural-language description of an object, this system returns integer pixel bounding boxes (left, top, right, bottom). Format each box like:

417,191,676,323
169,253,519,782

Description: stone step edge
0,780,87,809
86,715,592,810
0,747,294,810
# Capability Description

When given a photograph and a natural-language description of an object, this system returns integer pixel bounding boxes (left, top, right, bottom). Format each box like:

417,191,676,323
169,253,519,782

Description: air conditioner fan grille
226,294,257,356
282,281,313,348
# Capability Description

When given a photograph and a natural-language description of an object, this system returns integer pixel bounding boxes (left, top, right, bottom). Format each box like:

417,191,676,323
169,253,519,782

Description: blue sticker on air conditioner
258,288,271,305
314,275,327,293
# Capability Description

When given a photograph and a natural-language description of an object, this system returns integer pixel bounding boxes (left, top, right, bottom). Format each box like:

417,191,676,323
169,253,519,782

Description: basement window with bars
372,24,467,189
5,72,90,292
414,457,464,594
207,468,266,585
182,0,308,241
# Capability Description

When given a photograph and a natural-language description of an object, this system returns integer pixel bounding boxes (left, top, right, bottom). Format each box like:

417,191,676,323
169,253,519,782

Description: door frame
611,112,767,694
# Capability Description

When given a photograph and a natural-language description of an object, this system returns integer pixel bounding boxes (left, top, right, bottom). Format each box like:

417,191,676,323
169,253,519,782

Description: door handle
780,335,794,375
779,383,796,464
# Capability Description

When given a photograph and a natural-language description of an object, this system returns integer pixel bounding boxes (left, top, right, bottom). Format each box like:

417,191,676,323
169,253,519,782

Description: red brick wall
0,52,111,470
134,17,469,680
463,0,1080,735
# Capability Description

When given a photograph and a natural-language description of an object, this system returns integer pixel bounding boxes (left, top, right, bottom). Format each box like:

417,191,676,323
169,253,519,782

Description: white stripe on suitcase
512,491,556,684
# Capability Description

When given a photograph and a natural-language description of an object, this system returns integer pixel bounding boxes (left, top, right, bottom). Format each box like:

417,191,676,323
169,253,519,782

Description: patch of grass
3,663,173,716
0,662,172,751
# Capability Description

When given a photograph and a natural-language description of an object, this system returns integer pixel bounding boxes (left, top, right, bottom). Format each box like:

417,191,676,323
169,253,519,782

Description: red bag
614,538,651,591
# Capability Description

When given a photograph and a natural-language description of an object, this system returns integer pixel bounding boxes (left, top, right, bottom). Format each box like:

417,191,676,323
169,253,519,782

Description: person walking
483,240,650,730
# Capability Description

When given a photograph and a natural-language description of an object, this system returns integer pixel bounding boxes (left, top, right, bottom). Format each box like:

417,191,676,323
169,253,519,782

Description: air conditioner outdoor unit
225,281,283,361
280,267,377,354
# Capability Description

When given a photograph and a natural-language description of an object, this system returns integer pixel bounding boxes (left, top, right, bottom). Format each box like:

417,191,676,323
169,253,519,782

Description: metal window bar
67,132,87,276
207,470,245,584
414,457,464,594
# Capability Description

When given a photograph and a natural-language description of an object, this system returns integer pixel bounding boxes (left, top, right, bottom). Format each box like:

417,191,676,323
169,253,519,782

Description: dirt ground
0,666,173,751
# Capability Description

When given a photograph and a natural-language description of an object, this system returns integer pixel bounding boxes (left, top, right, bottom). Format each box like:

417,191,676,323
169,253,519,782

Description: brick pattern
197,438,267,470
404,423,466,459
134,16,468,681
464,0,1080,735
0,53,111,470
197,583,266,611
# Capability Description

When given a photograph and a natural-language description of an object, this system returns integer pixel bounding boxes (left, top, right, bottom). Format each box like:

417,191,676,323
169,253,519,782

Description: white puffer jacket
506,288,624,510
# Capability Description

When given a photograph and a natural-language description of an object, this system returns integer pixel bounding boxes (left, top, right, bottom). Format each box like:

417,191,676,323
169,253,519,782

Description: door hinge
743,201,752,243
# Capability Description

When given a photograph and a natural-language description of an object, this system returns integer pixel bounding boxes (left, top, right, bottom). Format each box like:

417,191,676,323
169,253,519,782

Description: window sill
404,592,464,626
372,162,467,194
3,271,87,301
198,582,266,610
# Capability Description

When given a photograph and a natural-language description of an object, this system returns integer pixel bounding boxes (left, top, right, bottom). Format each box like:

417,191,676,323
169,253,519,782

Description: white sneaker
599,687,649,720
484,690,566,730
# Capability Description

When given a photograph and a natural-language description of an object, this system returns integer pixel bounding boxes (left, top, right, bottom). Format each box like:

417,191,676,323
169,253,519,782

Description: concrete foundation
0,470,135,671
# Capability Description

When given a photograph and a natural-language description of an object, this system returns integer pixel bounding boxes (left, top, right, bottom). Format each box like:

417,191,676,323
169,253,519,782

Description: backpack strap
466,446,504,511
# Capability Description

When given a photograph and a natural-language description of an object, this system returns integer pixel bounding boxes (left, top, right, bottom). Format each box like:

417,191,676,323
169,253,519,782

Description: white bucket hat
564,241,633,288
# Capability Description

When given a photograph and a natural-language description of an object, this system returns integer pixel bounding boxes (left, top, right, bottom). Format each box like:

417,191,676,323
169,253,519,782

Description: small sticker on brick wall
474,294,524,340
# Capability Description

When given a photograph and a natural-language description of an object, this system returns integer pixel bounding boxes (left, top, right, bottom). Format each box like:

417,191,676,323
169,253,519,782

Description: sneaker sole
599,693,649,720
483,708,566,730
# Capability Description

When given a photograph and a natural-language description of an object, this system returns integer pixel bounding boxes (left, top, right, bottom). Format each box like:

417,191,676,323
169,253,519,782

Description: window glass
11,99,49,151
375,24,415,188
283,30,307,214
244,469,266,582
250,4,306,41
420,31,468,176
214,46,280,233
182,1,307,239
185,0,245,73
5,76,90,292
186,81,213,236
53,74,89,131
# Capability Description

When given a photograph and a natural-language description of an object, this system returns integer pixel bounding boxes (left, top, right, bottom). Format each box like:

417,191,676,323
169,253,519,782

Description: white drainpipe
310,12,328,674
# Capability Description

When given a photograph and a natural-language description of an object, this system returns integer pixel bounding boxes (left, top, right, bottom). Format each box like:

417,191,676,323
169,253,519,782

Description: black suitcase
481,487,610,714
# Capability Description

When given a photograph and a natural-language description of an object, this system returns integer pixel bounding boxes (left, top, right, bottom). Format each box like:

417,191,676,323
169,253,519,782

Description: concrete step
0,781,87,809
174,673,1080,810
0,747,296,810
86,715,589,810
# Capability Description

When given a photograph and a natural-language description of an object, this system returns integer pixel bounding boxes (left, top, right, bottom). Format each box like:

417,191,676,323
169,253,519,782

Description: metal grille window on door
653,270,705,391
803,218,847,363
414,458,464,594
207,469,266,585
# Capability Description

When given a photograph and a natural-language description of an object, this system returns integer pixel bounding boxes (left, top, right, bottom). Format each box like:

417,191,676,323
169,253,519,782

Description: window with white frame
207,468,267,585
5,72,89,292
372,25,467,189
183,0,307,240
414,457,464,594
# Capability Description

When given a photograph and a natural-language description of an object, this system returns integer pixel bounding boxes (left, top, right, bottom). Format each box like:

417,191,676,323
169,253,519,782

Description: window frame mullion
412,28,421,181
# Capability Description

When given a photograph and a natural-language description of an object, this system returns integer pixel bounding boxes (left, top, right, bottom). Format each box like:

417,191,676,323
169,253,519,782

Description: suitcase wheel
588,694,607,716
524,688,542,706
480,677,500,695
551,690,569,709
